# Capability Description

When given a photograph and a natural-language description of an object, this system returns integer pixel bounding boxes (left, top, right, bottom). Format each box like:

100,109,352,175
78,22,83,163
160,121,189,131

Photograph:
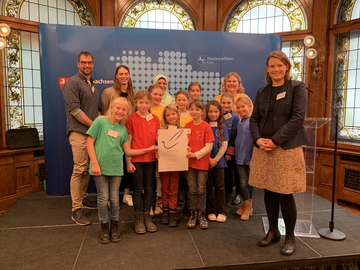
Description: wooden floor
339,202,360,216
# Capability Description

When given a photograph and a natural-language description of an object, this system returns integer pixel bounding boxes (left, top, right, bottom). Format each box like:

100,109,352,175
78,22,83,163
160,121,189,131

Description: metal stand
317,112,346,240
306,87,346,241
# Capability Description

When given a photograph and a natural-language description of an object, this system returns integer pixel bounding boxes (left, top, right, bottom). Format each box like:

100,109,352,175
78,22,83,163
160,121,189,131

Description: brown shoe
281,236,295,256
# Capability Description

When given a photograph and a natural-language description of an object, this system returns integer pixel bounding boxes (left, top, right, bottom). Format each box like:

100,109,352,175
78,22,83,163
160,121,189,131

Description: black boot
134,211,146,234
281,236,295,256
110,220,121,243
99,222,110,244
177,201,185,213
143,212,158,232
258,230,281,247
161,209,169,225
168,210,178,227
226,194,232,206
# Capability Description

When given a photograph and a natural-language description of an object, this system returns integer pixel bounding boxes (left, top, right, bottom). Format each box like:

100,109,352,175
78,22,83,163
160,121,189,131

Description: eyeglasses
79,61,94,65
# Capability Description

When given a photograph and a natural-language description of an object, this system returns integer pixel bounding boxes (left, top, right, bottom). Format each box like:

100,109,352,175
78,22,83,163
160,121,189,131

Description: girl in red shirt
185,100,215,229
126,90,160,235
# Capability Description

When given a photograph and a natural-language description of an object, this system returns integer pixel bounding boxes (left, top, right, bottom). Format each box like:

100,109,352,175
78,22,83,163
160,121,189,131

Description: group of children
86,79,255,244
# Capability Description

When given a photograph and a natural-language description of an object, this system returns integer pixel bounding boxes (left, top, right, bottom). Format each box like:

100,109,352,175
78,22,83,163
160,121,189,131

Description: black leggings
264,189,297,237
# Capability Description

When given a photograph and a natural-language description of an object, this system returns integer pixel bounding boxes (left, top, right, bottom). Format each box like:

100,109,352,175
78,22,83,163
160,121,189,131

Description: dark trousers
224,157,239,196
132,162,156,212
120,155,133,191
206,167,227,215
178,171,188,202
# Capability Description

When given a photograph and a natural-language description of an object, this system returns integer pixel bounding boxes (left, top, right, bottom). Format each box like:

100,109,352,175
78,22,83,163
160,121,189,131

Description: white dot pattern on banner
109,50,224,103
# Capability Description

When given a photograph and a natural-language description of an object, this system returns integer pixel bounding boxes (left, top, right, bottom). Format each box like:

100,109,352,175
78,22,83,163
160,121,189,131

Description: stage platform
1,189,359,270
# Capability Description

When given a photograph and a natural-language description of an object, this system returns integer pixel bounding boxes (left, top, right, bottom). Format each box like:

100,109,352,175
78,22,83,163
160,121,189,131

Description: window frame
328,17,360,148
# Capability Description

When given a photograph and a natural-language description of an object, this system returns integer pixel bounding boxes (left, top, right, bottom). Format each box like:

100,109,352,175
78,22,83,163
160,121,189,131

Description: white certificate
158,128,189,172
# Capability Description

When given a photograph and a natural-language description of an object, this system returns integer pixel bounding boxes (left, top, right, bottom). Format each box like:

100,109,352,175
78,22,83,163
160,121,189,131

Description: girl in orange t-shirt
185,100,214,230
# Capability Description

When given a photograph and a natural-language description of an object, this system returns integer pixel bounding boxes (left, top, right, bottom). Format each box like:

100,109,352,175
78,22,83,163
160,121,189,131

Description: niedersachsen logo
58,77,113,88
197,55,234,65
93,79,114,84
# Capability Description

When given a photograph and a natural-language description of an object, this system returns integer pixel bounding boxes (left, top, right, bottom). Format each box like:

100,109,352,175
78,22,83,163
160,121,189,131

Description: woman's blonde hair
265,50,292,84
105,97,130,126
220,72,245,94
162,104,181,128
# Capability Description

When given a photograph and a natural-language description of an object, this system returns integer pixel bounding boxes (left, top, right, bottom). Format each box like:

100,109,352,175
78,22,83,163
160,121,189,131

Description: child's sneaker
198,211,209,229
208,214,216,221
150,207,155,217
186,210,197,229
154,197,163,216
216,213,227,223
123,194,133,207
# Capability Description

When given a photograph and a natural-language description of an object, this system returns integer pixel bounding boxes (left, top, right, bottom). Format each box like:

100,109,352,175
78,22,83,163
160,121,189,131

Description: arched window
1,0,95,136
224,0,307,82
121,0,195,30
332,0,360,144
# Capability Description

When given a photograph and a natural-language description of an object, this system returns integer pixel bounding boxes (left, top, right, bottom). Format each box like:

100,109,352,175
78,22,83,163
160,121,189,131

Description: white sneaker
216,214,227,223
123,194,133,207
208,214,216,221
154,197,163,216
150,207,155,217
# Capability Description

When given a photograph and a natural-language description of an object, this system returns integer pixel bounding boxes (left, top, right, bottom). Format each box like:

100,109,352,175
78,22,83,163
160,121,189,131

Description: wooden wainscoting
0,147,45,214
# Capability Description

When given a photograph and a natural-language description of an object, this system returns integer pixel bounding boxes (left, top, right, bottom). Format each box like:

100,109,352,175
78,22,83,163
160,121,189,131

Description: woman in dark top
249,50,308,256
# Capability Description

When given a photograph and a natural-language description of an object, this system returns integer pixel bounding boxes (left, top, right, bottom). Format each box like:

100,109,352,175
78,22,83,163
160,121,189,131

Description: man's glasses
79,61,94,65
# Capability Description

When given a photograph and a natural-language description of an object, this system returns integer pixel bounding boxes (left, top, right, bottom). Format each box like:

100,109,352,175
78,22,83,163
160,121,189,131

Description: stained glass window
333,0,360,144
225,0,307,81
121,0,195,30
1,0,94,136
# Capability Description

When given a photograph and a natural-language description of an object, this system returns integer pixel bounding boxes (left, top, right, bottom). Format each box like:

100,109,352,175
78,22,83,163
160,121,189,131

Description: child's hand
92,163,101,176
127,161,136,173
225,154,232,161
147,145,158,152
186,152,196,159
155,150,159,159
209,158,217,169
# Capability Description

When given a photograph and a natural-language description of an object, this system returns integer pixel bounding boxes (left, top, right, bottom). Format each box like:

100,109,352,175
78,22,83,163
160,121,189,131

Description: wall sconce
0,23,11,50
304,35,322,83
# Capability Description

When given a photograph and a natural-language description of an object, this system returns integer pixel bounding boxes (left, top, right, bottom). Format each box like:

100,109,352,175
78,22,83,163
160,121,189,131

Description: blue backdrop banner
39,24,281,195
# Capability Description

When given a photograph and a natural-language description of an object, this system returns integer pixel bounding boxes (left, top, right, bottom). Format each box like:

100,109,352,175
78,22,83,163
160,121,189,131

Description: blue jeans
236,164,254,201
94,175,122,223
132,162,156,212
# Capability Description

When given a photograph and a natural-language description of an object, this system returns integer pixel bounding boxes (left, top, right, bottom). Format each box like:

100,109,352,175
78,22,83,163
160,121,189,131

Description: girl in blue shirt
205,100,229,223
234,95,255,221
